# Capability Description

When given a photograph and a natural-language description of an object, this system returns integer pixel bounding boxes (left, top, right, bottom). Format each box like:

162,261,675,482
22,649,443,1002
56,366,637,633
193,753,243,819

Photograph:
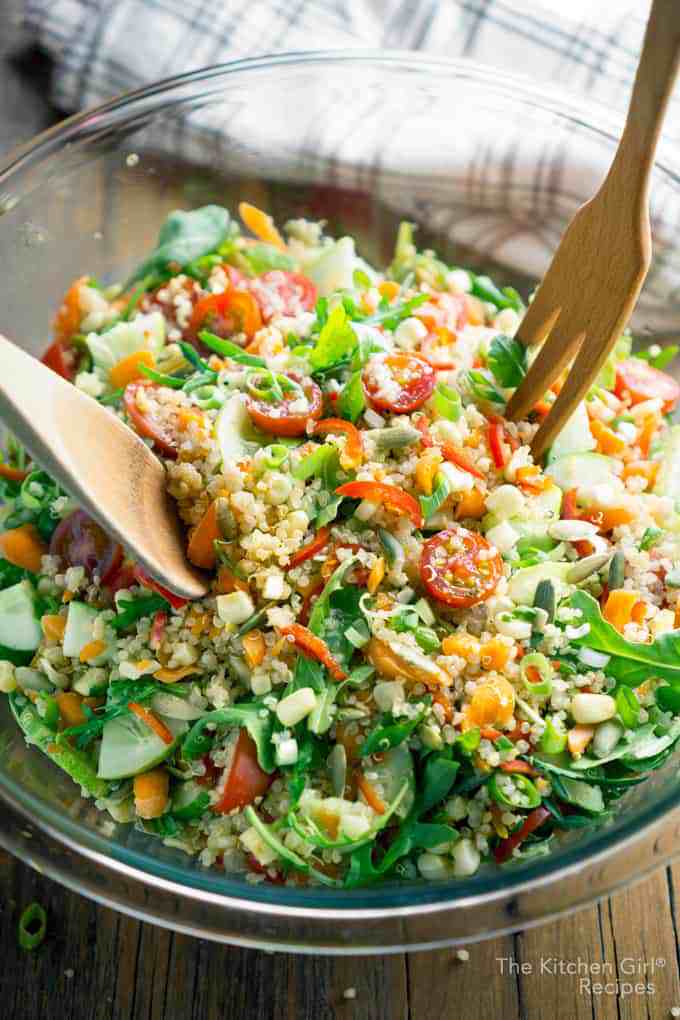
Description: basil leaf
126,205,234,286
487,334,526,388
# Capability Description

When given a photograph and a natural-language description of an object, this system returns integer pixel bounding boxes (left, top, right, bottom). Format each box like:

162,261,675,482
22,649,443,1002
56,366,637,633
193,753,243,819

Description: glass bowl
1,52,680,954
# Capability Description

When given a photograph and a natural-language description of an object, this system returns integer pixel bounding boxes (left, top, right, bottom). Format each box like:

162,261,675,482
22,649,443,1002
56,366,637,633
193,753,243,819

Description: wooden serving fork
505,0,680,460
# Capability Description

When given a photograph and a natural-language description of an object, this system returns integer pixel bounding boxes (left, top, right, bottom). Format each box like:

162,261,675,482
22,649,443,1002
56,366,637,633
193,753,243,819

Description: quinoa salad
1,201,680,888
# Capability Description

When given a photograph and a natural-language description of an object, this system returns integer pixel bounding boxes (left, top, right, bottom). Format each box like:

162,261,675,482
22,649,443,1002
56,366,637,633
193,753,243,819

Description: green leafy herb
243,806,340,887
615,686,641,729
200,330,267,367
359,705,428,757
361,293,428,331
308,305,358,372
337,370,366,422
182,701,275,771
486,334,527,388
0,558,32,590
111,593,168,632
240,243,294,274
61,678,161,748
471,274,523,312
126,205,234,286
308,556,358,638
465,369,505,406
634,344,679,371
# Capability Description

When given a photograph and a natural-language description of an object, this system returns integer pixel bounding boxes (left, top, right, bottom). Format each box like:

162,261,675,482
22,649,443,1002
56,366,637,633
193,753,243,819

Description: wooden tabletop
2,5,680,1018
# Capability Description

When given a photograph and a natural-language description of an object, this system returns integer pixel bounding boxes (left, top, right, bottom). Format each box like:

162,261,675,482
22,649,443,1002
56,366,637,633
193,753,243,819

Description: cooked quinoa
1,202,680,887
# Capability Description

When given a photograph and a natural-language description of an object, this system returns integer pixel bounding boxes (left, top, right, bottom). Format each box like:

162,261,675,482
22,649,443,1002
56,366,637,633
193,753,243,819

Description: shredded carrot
567,725,595,756
367,557,385,595
238,201,286,251
153,665,201,684
109,349,155,390
133,768,169,819
41,614,66,642
590,419,625,456
56,691,86,728
0,523,47,573
79,639,107,663
242,629,266,669
357,773,386,815
128,702,174,744
187,501,220,570
441,633,480,660
0,462,28,482
499,760,536,776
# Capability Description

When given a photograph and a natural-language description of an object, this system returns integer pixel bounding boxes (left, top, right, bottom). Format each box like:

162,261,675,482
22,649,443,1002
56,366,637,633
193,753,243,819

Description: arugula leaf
361,293,428,331
322,585,364,670
181,701,275,771
337,371,366,422
568,591,680,685
359,705,428,757
465,368,505,406
486,334,526,388
62,678,161,748
243,806,340,887
288,780,411,851
0,558,32,590
126,205,234,286
110,593,168,632
308,305,357,372
308,556,358,637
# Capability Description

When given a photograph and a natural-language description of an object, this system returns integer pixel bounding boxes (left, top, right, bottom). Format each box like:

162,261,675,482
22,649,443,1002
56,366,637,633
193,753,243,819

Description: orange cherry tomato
212,729,273,814
246,373,322,437
189,288,263,343
362,352,435,413
123,380,179,458
615,358,680,413
420,526,503,607
335,480,423,528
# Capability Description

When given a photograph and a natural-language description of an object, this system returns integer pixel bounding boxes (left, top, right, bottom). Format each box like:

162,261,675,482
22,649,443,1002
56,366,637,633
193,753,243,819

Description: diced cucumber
653,424,680,502
545,452,619,492
62,601,112,665
507,562,573,606
0,581,42,652
306,237,375,296
546,401,595,463
72,668,108,697
484,483,562,547
369,744,415,819
557,776,604,814
215,393,265,467
151,690,206,721
97,713,187,779
171,780,211,820
87,311,165,375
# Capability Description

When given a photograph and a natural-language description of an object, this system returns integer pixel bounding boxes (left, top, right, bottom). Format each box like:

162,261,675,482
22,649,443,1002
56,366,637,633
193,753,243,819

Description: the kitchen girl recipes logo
496,955,665,998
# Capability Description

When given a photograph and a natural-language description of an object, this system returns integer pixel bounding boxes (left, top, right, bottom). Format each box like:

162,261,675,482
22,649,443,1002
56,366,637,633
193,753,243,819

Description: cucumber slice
172,780,211,820
369,744,415,819
72,668,108,697
62,601,112,665
545,452,619,492
484,483,562,548
0,581,41,652
508,562,573,606
546,401,595,464
215,393,264,468
151,690,206,721
86,311,165,375
97,713,187,779
653,424,680,502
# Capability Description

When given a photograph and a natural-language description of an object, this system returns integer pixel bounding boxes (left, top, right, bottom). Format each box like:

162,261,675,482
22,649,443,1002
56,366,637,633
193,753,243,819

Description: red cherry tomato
362,353,435,414
132,564,190,610
42,340,77,381
615,358,680,413
50,510,123,585
249,271,317,322
188,288,263,343
140,277,199,335
212,729,273,814
246,373,322,437
123,380,179,459
420,526,503,608
105,562,137,594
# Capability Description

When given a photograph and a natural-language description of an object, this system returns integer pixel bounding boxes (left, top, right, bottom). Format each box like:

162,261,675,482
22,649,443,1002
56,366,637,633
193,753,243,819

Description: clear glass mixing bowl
1,52,680,953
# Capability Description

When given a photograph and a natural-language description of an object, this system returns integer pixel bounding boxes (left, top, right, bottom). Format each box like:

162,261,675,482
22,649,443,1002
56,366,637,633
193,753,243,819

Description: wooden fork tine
505,316,585,422
514,279,561,350
529,325,623,460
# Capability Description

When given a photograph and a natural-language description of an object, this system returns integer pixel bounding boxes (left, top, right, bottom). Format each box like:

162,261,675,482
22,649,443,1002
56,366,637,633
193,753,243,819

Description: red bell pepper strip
412,416,484,479
494,805,551,864
288,527,332,568
335,480,423,528
280,623,347,681
312,419,363,468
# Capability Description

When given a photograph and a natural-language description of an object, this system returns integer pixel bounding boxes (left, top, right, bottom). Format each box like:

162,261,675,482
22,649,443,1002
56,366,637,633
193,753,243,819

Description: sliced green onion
414,626,440,653
345,664,375,686
665,567,680,588
419,473,450,523
37,694,59,731
18,902,47,951
608,549,625,590
261,444,289,470
520,653,553,699
639,527,663,552
191,384,225,410
246,369,286,403
414,597,435,626
489,772,541,810
98,388,125,406
178,341,214,375
433,381,462,421
292,445,332,481
200,330,266,367
346,620,371,648
378,528,404,567
182,370,218,393
139,364,186,388
539,716,567,755
615,686,641,729
367,425,421,450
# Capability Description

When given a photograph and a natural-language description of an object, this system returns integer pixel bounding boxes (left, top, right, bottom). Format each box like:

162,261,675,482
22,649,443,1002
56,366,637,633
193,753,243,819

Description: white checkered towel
18,1,680,325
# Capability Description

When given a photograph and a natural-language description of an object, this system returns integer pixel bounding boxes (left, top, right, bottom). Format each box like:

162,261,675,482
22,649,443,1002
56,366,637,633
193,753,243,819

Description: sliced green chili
18,902,47,951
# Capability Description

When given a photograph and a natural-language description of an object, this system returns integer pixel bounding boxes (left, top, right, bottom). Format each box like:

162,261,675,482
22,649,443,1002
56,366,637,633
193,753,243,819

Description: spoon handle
609,0,680,207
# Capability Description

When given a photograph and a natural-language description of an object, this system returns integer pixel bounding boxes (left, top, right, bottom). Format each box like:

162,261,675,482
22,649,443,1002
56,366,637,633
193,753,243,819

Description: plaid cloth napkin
19,0,680,324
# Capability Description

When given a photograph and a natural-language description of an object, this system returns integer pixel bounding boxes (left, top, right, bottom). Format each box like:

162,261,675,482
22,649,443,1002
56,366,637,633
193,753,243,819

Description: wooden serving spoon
505,0,680,459
0,334,208,600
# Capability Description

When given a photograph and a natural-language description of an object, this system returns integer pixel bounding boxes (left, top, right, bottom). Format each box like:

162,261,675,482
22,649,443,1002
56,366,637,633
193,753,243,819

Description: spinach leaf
323,585,364,670
568,591,680,685
420,754,460,814
308,556,358,637
110,593,168,632
359,706,427,757
0,558,32,590
126,205,234,287
181,701,275,771
308,305,358,372
486,334,526,388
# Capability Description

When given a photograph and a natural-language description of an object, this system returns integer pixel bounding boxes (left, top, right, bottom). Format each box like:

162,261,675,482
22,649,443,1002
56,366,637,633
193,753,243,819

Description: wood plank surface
2,6,680,1020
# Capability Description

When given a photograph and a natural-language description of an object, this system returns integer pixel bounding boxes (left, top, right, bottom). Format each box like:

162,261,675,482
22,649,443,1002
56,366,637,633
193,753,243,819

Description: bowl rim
2,49,680,937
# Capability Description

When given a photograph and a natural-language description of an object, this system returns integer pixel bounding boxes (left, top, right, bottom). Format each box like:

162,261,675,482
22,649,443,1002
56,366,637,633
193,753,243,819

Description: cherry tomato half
123,380,179,459
188,288,262,344
249,271,317,322
615,358,680,414
50,510,123,585
133,564,190,610
212,729,273,814
420,526,503,608
246,373,322,437
41,340,77,381
362,352,435,414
